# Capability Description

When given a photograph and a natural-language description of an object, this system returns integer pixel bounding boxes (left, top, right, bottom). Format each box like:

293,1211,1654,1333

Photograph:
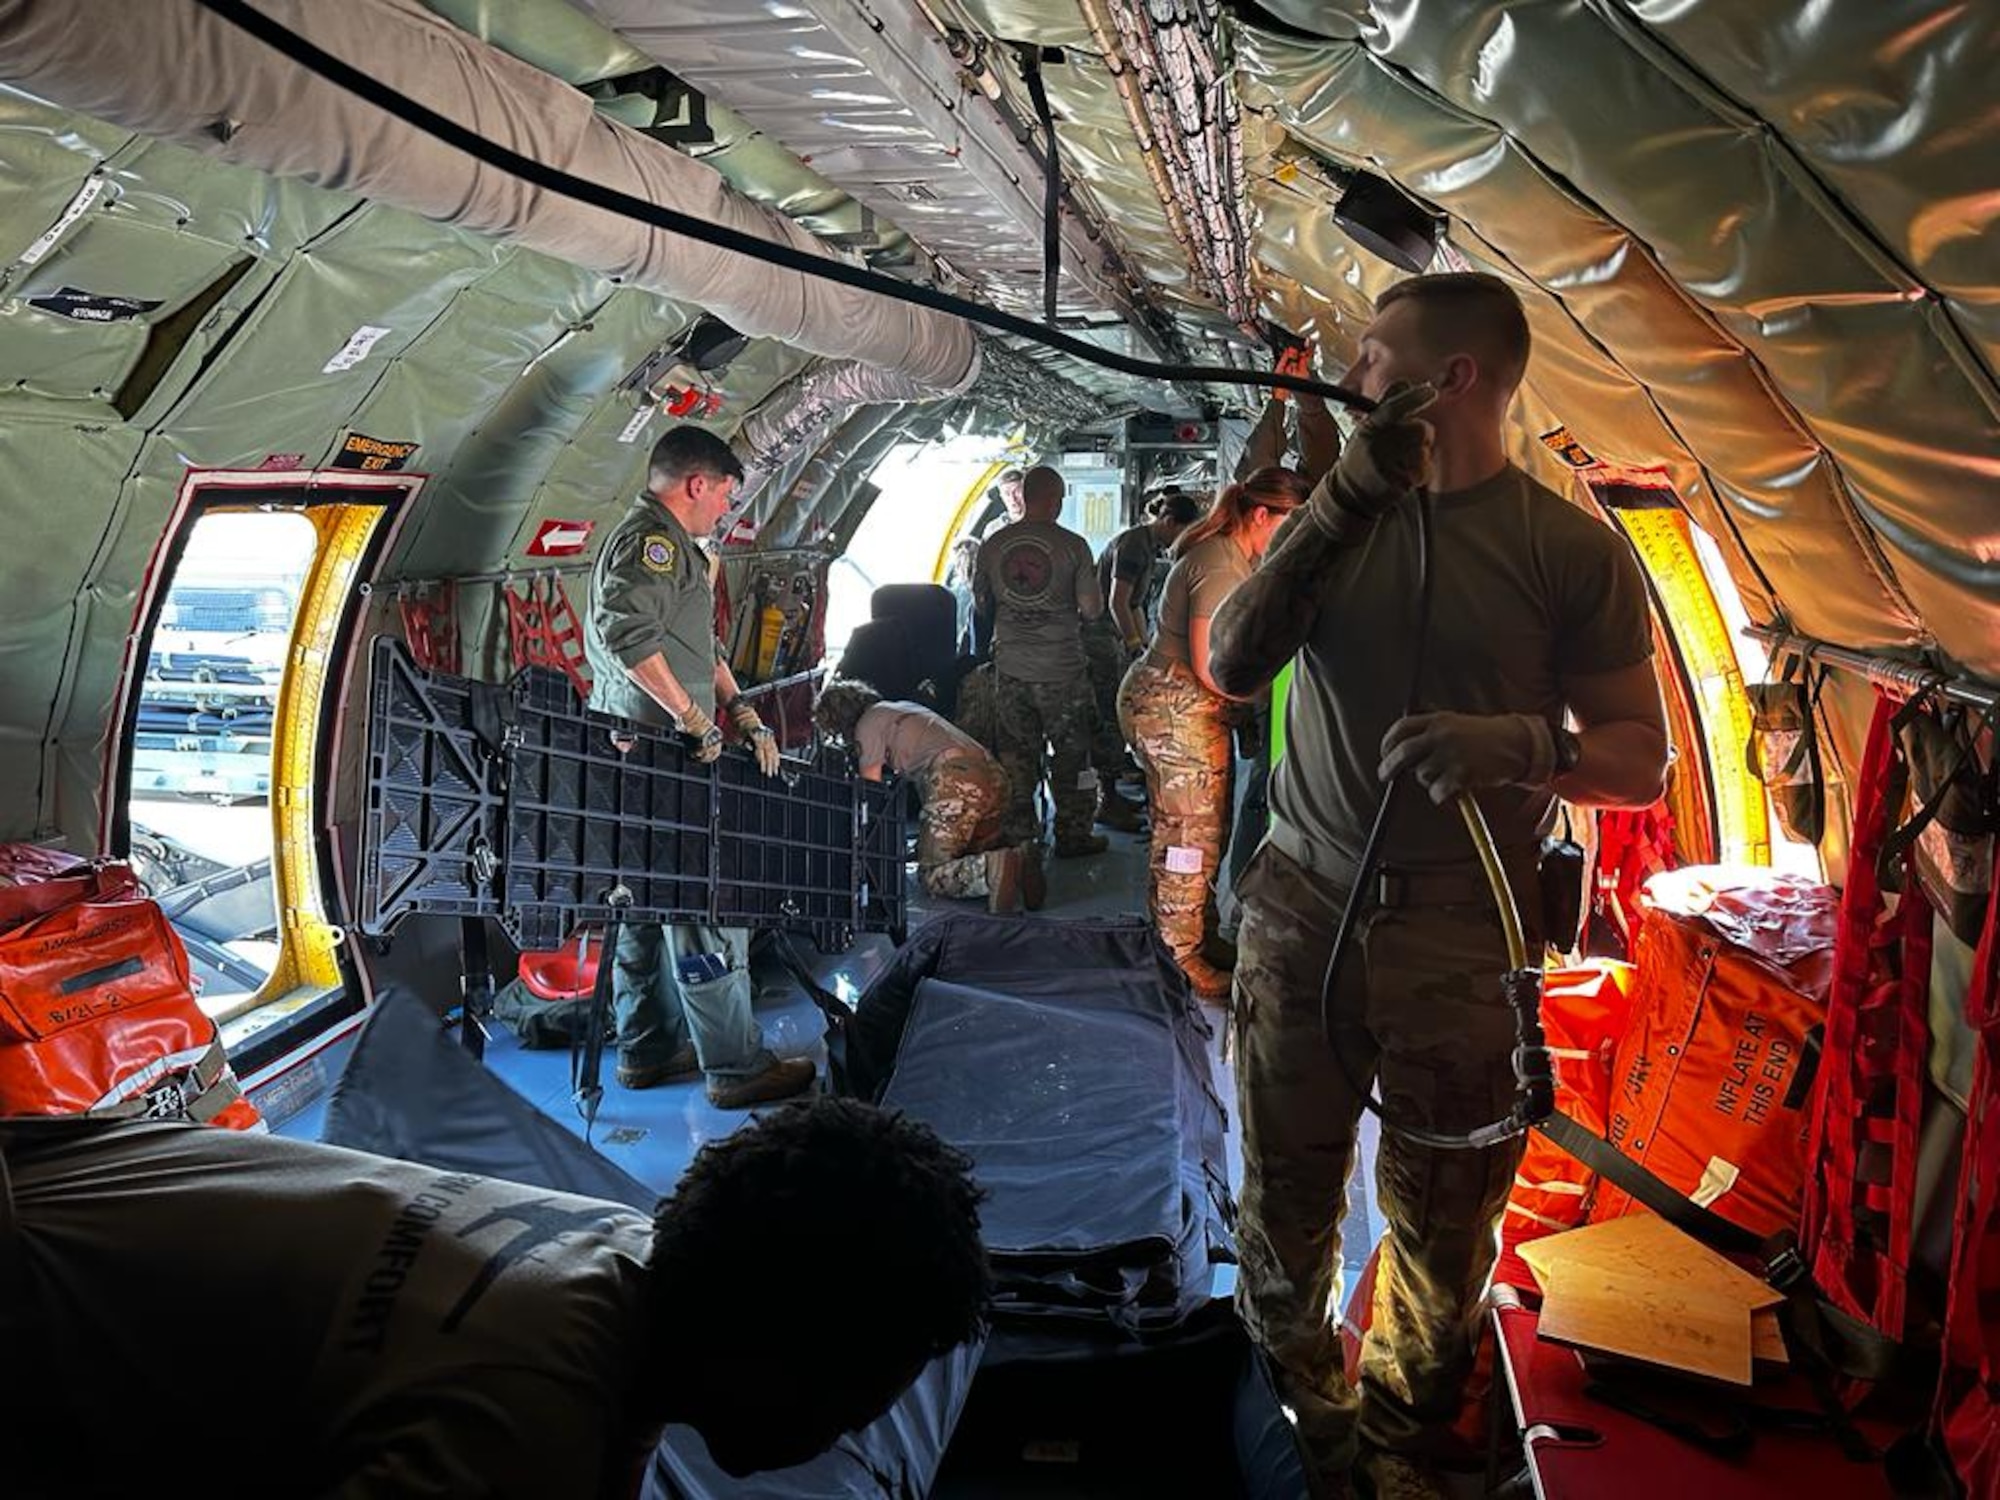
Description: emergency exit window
125,509,317,1020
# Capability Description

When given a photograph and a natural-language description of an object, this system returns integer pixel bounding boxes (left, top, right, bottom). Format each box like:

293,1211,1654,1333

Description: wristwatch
1552,725,1582,777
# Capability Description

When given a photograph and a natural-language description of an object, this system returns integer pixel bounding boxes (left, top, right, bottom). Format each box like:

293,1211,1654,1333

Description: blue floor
279,816,1383,1301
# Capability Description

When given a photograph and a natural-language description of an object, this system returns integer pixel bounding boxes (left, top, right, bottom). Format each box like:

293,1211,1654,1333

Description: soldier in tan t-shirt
972,466,1107,856
1207,274,1669,1500
815,679,1042,914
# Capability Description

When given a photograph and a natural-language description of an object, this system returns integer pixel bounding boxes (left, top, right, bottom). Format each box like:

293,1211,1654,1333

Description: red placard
526,518,594,557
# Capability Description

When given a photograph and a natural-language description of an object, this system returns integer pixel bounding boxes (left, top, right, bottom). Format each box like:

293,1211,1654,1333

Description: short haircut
649,425,745,493
649,1096,990,1368
1149,489,1203,525
1021,466,1064,508
1375,271,1531,394
997,467,1025,486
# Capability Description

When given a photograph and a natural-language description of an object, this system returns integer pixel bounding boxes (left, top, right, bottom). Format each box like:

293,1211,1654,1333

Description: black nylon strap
572,920,616,1139
1534,1110,1761,1256
1017,47,1063,327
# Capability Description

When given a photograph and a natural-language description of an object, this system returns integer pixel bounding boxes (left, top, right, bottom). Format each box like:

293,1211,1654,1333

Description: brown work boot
1355,1449,1450,1500
1178,955,1234,1003
1095,786,1146,833
706,1056,816,1109
1053,832,1110,859
1019,841,1046,911
615,1041,700,1090
984,846,1024,914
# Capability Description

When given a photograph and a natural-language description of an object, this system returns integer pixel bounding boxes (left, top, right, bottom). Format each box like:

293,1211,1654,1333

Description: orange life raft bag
0,843,258,1126
1589,864,1838,1237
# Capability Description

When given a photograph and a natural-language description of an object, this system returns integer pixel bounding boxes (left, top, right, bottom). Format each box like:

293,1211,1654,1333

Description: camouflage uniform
1232,843,1534,1489
994,670,1097,848
1117,659,1233,971
915,754,1010,898
1081,615,1130,785
953,661,998,754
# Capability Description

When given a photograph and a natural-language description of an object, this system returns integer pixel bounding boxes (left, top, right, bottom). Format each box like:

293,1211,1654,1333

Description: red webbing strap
398,581,460,674
503,576,589,699
1939,840,2000,1493
1803,689,1933,1347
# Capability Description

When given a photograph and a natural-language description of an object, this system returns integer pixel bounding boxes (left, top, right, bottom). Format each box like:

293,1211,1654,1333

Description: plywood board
1520,1212,1783,1311
1751,1307,1789,1364
1536,1260,1755,1386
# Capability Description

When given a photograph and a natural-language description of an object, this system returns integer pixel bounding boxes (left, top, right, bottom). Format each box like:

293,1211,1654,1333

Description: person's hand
1272,343,1312,403
1327,379,1435,519
726,698,782,775
1378,711,1541,804
679,703,724,763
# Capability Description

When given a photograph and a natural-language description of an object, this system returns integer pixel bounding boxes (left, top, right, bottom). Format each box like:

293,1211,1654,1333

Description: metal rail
1745,624,1998,714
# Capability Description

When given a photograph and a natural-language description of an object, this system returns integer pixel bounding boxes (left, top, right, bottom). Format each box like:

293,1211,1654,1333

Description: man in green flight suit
583,425,816,1110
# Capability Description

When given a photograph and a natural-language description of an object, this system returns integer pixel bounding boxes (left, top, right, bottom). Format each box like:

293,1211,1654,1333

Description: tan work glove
727,699,781,776
678,703,724,763
1311,379,1436,532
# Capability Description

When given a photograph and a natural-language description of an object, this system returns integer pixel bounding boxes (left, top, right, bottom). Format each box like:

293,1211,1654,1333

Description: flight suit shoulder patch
640,533,678,575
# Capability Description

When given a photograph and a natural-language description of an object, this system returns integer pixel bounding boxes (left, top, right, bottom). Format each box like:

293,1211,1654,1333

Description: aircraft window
127,511,317,1020
822,436,1015,667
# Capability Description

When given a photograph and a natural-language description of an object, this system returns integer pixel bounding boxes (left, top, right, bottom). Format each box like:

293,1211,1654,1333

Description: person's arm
1376,661,1668,808
1074,537,1105,622
1188,615,1257,702
714,657,781,776
1295,393,1340,488
1109,576,1143,647
1237,396,1287,479
860,762,885,783
1209,382,1435,698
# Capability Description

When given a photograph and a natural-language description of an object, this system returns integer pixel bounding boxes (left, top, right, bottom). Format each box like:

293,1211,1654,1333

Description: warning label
1539,425,1598,469
331,432,419,472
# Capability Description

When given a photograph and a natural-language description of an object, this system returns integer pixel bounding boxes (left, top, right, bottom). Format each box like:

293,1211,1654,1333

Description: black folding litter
358,638,905,952
837,913,1234,1340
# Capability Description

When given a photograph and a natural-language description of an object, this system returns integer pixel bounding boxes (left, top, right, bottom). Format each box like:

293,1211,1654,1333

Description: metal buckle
1375,870,1406,907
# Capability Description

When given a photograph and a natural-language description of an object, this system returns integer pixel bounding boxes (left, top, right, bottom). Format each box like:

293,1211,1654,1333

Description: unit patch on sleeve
641,534,678,574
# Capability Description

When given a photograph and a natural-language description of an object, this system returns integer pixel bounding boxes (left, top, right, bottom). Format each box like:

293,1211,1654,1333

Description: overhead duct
728,359,963,511
0,0,980,391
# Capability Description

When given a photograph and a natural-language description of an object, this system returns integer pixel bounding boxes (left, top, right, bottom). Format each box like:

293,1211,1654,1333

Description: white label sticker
321,324,393,374
19,177,106,266
617,406,654,445
1164,845,1205,874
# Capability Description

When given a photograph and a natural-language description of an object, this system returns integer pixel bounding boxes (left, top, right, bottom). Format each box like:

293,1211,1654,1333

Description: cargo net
359,637,905,952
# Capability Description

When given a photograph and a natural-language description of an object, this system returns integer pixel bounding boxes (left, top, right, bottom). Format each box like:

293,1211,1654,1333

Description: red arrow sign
527,518,594,557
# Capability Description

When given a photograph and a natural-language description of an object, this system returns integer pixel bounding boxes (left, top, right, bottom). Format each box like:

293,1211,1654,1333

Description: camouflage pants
1119,660,1232,966
993,669,1096,847
1081,616,1130,782
917,754,1008,899
1232,842,1528,1487
953,662,998,754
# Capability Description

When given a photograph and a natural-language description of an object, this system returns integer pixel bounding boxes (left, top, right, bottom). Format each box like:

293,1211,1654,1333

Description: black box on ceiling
1126,411,1216,449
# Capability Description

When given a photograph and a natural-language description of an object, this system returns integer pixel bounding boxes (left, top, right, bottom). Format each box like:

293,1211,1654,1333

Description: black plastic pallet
359,638,904,952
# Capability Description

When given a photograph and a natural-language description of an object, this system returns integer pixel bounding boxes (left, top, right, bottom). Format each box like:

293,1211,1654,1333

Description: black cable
188,0,1376,413
1316,492,1526,1153
1016,47,1063,329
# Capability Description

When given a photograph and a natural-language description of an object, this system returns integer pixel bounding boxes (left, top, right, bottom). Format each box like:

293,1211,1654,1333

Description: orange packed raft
0,843,258,1128
1507,864,1837,1243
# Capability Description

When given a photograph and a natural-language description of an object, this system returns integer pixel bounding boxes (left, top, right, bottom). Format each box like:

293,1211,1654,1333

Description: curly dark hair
814,677,881,744
649,1095,991,1363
